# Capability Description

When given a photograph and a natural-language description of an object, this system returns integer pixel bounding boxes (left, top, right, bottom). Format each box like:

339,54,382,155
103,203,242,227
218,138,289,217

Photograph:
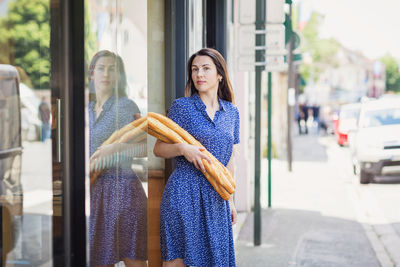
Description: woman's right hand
179,143,212,173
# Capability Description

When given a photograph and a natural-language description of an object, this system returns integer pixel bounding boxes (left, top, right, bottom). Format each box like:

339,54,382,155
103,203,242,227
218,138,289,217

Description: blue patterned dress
89,95,147,266
160,93,240,267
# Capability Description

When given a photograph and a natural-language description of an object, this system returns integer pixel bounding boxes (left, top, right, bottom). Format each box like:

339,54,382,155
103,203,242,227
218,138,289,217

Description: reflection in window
0,0,52,265
86,1,148,266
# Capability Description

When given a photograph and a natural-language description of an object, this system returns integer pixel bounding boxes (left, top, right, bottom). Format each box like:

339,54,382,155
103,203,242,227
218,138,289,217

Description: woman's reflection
88,50,147,267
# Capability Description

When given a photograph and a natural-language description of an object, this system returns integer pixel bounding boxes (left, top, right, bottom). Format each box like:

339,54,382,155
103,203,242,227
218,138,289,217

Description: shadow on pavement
236,208,380,267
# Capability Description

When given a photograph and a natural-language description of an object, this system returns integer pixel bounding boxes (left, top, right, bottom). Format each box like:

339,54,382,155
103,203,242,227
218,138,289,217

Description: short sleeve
167,99,184,126
234,106,240,144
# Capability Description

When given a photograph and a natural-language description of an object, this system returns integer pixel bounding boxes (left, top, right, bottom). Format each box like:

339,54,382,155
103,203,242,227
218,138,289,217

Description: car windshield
361,108,400,128
340,107,359,119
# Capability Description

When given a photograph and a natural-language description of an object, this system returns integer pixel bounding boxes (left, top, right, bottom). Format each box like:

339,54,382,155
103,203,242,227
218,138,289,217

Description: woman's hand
90,143,123,162
179,143,212,173
229,199,237,225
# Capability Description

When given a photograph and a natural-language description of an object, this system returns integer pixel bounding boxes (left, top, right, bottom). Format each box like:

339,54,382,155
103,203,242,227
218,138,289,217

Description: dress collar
91,94,116,113
191,93,226,111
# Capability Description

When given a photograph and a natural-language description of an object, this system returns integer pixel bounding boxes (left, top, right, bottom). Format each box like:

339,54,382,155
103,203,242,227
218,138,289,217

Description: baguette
118,119,147,143
148,115,234,194
102,116,147,146
148,112,235,190
147,128,172,144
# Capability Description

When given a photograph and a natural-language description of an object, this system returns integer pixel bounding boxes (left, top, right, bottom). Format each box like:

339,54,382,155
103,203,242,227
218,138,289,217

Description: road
236,132,400,266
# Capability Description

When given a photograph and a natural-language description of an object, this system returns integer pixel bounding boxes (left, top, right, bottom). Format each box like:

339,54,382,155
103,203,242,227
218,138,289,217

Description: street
236,129,400,267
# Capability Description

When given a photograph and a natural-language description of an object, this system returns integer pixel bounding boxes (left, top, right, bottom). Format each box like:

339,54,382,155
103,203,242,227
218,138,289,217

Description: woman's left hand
229,199,237,225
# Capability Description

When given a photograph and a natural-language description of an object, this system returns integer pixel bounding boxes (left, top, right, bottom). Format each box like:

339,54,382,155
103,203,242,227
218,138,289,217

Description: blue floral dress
160,93,240,267
89,95,147,266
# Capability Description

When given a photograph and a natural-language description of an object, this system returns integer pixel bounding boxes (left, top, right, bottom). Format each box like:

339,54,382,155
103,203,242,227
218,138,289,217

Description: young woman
154,48,240,267
88,50,147,267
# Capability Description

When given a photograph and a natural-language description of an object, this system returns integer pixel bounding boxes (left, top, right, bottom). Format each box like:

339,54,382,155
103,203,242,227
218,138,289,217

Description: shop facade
0,0,256,266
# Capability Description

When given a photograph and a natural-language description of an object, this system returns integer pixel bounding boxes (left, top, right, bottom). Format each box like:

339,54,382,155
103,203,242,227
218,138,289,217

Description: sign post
238,0,286,246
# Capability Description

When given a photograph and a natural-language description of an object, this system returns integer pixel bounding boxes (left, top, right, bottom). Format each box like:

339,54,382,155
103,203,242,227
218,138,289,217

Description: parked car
0,64,23,263
335,103,361,146
350,98,400,184
0,64,23,195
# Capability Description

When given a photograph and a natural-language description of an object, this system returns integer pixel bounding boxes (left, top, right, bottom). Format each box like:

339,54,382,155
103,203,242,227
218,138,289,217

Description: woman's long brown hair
185,48,235,103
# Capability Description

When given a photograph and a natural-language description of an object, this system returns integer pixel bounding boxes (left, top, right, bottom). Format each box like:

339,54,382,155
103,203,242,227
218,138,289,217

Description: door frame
50,0,86,265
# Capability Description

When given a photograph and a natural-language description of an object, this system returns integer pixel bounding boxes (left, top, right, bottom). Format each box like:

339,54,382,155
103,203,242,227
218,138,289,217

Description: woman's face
191,55,222,95
92,56,117,96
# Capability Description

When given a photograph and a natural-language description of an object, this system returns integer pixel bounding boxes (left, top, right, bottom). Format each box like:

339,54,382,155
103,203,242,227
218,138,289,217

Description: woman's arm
227,145,238,224
153,140,211,173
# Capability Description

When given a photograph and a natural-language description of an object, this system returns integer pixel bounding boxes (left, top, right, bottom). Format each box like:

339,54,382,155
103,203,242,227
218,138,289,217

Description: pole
267,72,272,207
286,2,294,172
254,0,265,246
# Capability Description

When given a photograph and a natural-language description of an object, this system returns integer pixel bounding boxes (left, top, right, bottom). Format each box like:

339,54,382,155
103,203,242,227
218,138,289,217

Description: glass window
0,0,53,265
85,0,148,265
188,0,204,57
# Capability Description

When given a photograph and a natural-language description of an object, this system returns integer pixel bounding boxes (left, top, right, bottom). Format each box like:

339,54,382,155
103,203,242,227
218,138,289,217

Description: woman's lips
197,81,205,85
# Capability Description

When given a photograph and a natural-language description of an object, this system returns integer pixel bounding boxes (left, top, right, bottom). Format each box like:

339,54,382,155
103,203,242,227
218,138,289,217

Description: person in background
38,97,51,142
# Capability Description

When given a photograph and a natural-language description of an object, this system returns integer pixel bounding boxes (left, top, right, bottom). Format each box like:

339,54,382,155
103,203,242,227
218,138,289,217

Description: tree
297,12,340,89
380,54,400,93
0,0,97,89
0,0,50,89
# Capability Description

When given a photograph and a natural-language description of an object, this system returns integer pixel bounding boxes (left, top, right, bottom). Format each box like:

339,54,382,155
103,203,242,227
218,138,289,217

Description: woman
154,48,240,267
88,50,147,267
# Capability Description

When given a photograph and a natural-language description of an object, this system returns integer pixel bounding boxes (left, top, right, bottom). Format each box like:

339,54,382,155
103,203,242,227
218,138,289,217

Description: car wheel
360,169,372,184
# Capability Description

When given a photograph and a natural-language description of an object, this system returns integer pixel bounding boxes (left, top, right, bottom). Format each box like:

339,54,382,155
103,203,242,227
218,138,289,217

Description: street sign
238,25,255,56
237,25,286,57
267,0,285,24
266,24,286,56
237,56,255,72
265,55,286,72
237,55,287,72
239,0,256,24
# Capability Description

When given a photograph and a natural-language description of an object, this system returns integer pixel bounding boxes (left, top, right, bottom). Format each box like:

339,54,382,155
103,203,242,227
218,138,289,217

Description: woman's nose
197,69,204,77
103,69,110,77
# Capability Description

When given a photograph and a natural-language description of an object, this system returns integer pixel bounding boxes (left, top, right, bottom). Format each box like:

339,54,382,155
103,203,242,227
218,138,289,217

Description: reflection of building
89,0,147,105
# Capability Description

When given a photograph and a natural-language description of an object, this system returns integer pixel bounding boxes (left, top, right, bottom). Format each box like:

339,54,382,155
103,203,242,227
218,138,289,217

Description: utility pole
286,0,294,172
254,0,265,247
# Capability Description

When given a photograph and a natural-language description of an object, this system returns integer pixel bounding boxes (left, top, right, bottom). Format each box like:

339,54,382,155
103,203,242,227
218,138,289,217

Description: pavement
233,129,400,267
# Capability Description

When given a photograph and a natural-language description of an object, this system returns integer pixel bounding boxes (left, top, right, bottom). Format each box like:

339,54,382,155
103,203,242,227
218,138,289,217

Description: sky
297,0,400,60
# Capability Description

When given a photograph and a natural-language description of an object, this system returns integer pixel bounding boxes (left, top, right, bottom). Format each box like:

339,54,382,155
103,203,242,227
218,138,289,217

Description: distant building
306,46,386,107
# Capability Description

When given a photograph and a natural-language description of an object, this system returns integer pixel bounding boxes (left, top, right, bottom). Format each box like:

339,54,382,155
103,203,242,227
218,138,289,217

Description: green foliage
84,1,97,70
298,12,340,89
0,0,50,89
0,0,97,89
380,54,400,93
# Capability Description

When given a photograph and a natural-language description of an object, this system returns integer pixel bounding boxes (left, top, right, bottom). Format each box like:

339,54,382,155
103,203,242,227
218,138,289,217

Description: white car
350,98,400,184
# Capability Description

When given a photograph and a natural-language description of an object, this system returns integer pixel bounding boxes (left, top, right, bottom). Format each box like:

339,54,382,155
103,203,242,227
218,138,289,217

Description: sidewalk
234,133,385,267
